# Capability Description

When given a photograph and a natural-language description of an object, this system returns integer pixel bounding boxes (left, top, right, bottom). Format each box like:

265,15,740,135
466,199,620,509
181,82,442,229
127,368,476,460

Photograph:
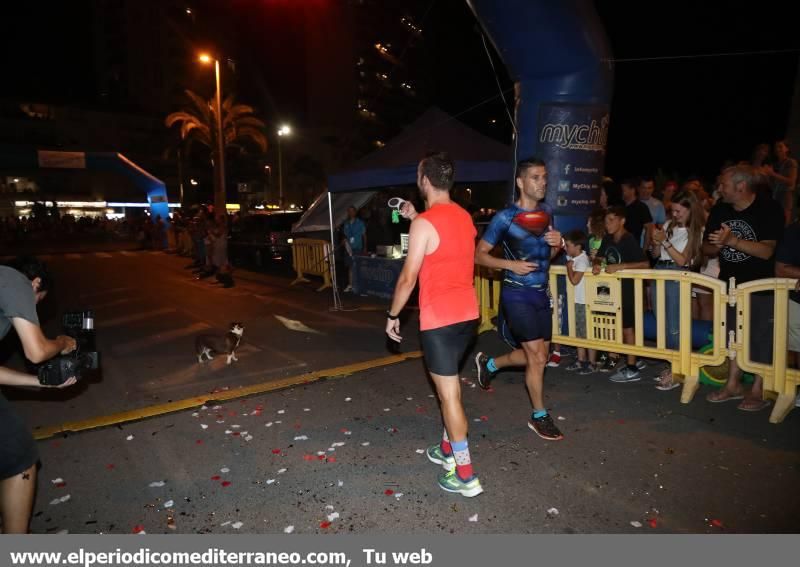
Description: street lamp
198,52,226,215
277,124,291,208
264,165,272,203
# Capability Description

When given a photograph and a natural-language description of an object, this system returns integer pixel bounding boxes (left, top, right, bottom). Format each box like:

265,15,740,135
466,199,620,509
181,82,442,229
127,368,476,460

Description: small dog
195,322,244,365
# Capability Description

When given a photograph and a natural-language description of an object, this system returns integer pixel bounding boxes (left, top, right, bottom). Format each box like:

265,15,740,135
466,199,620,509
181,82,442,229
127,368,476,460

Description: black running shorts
419,319,478,376
0,394,39,480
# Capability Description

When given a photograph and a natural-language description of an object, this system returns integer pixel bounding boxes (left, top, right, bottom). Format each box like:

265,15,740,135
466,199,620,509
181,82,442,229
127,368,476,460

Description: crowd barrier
291,238,332,291
474,266,799,423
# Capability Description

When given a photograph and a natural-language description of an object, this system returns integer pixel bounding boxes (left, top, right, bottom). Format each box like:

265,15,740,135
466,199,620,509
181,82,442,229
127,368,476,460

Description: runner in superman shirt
473,157,565,440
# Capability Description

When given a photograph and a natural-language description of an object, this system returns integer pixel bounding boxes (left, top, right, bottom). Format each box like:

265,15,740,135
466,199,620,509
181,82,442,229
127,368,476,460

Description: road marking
65,253,82,260
95,252,113,258
80,286,133,298
32,350,424,440
112,322,211,355
102,307,177,327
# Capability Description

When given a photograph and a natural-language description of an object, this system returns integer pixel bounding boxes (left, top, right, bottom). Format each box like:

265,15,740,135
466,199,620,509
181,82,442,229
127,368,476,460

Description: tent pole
328,191,342,311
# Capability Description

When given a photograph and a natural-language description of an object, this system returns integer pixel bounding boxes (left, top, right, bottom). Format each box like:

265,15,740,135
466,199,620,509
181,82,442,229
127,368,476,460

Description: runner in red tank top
385,152,482,498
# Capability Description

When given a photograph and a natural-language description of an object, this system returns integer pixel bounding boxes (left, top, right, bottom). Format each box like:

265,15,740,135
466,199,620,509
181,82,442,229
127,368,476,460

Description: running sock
440,428,452,456
486,358,498,373
450,439,473,481
532,409,548,420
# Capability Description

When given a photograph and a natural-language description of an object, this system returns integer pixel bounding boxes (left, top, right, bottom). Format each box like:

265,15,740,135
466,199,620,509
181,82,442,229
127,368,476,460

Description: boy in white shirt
563,230,597,373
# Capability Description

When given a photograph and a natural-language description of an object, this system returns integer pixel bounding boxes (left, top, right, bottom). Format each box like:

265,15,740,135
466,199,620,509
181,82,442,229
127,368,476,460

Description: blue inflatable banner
536,103,609,217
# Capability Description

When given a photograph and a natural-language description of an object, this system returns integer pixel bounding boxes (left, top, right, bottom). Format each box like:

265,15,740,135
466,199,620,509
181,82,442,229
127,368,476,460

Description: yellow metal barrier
291,238,332,292
474,266,502,334
733,278,800,423
474,266,799,422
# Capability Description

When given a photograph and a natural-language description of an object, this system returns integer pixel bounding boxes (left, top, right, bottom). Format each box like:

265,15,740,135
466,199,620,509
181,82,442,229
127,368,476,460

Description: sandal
655,371,681,391
736,398,771,412
706,389,745,403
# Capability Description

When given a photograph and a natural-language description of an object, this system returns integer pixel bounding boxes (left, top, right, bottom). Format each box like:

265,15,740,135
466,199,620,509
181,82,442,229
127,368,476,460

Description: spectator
703,164,784,411
600,180,623,208
750,143,770,169
650,190,706,390
587,208,606,261
563,230,597,374
639,176,667,227
342,206,367,293
621,178,654,253
661,180,678,217
593,206,650,381
764,140,798,224
775,221,800,371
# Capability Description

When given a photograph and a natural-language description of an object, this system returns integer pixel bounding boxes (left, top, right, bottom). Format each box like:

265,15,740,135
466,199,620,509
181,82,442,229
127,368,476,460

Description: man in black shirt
703,164,784,411
622,179,654,252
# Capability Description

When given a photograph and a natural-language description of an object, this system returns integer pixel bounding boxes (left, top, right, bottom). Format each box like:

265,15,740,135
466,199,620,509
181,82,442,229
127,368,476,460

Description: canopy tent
290,107,511,309
292,107,511,233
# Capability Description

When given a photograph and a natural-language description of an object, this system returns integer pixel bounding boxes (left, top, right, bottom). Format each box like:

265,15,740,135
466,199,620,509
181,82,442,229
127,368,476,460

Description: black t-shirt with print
624,200,653,244
704,196,784,284
598,232,646,266
775,222,800,303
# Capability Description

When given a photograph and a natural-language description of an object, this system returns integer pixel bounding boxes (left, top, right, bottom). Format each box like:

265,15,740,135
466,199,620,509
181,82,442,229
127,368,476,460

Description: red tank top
417,202,478,330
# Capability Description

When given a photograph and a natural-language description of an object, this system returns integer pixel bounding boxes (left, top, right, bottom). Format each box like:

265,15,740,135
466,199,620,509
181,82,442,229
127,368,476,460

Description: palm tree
165,90,268,212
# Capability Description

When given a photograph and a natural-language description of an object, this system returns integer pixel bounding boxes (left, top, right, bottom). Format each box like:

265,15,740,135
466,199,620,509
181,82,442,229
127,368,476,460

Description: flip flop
706,389,745,403
737,398,771,412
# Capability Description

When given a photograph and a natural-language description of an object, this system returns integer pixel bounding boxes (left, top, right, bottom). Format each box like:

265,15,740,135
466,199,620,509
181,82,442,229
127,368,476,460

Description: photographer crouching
1,257,77,533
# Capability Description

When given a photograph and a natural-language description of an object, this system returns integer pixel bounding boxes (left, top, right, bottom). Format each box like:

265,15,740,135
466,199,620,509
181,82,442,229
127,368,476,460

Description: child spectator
563,230,597,374
592,206,650,382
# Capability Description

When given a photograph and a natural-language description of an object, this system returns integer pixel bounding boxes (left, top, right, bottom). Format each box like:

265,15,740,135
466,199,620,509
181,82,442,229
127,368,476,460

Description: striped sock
450,439,473,481
440,428,452,456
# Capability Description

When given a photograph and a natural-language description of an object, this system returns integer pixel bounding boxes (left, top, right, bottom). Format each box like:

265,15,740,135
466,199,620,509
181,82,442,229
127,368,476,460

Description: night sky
3,1,799,185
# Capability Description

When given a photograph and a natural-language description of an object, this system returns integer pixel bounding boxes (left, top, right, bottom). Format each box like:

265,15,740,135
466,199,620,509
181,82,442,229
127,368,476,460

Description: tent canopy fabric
293,107,511,233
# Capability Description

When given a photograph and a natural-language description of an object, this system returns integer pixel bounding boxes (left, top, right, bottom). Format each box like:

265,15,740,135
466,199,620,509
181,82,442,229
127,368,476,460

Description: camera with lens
37,310,99,385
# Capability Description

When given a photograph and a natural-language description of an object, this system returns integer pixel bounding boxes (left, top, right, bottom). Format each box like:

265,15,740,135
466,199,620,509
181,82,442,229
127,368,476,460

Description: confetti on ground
319,521,331,529
345,397,352,402
327,456,337,463
361,442,370,447
106,464,115,470
338,480,344,487
406,397,413,401
245,435,253,442
211,476,221,481
547,507,559,516
232,522,244,529
284,526,295,534
231,425,241,429
220,468,230,473
272,449,282,454
49,495,71,505
630,521,642,528
316,451,326,456
469,514,479,522
164,500,174,508
200,424,208,430
221,481,232,487
647,517,658,528
266,479,276,485
415,449,424,454
275,315,322,334
327,512,340,522
343,431,352,436
384,489,395,496
132,525,145,534
479,415,489,421
265,422,274,427
51,478,64,485
710,519,724,528
304,408,311,412
278,468,287,474
126,435,134,441
278,410,285,414
394,493,403,500
149,481,166,488
294,435,309,441
220,521,231,527
192,412,200,417
557,416,566,421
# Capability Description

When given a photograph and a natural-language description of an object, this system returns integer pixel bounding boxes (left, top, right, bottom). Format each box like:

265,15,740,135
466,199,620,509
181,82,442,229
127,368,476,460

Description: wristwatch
386,311,399,320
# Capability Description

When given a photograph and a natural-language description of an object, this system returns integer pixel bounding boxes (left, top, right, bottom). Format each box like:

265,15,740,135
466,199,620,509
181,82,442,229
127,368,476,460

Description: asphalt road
2,250,799,534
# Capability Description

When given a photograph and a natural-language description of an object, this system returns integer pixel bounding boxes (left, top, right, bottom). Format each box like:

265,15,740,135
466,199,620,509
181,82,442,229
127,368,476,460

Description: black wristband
386,310,399,320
